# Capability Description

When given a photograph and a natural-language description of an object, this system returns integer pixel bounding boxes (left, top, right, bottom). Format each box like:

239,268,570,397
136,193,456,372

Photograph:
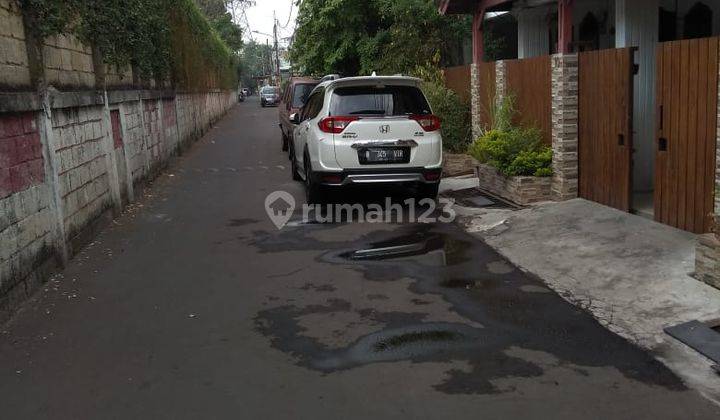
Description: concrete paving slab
459,198,720,403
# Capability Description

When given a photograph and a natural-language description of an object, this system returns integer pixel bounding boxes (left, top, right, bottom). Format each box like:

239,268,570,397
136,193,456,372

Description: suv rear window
330,85,431,116
292,83,317,107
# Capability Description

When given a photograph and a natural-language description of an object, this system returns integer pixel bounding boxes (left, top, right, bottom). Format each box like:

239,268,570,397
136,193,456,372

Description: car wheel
290,146,302,181
416,183,439,201
304,155,324,204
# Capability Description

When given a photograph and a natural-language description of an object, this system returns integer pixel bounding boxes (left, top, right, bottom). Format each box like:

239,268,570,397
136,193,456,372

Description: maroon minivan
278,77,319,153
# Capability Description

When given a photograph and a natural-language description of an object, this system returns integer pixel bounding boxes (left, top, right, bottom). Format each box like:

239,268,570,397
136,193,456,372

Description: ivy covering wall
20,0,237,90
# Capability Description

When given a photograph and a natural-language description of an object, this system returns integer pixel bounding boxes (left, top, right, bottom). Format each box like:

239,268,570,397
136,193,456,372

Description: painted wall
517,6,551,58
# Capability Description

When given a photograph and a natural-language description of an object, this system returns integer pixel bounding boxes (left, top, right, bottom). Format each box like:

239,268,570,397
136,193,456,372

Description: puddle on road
372,329,462,352
251,222,690,394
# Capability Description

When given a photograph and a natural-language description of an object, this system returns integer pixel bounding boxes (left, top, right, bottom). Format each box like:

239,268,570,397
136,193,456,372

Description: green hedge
468,128,552,177
413,66,472,153
20,0,237,90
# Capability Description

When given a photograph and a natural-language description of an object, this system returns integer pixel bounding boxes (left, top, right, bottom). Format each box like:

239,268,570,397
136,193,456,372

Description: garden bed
443,152,478,177
475,163,552,205
696,233,720,290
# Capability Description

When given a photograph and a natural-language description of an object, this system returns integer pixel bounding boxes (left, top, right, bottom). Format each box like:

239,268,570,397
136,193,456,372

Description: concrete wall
0,0,30,88
0,91,235,320
42,34,96,89
0,1,238,319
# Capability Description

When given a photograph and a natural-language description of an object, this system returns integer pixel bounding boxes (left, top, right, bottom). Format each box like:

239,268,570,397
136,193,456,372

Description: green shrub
468,126,552,177
412,65,471,153
506,148,553,177
421,81,472,153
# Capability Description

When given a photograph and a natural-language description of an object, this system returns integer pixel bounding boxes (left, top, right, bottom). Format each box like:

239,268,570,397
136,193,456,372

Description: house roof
440,0,519,15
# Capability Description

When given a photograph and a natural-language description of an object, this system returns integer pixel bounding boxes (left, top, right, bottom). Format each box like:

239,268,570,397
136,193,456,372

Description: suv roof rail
320,74,341,82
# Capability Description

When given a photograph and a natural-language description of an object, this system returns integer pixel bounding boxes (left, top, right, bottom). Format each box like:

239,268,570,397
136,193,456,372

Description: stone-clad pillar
550,53,579,201
495,60,507,108
470,63,481,139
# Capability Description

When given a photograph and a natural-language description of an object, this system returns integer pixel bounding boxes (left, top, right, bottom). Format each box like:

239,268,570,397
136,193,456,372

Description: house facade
441,0,720,285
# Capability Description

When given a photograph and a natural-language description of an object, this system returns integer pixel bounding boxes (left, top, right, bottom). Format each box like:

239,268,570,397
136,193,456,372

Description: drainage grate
664,320,720,365
442,187,520,210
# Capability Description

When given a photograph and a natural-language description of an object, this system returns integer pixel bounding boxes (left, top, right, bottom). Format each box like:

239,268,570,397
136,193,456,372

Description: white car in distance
289,75,443,203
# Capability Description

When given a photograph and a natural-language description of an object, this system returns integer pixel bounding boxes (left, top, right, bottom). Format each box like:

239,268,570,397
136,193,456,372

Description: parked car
288,75,442,203
260,86,280,107
279,77,319,153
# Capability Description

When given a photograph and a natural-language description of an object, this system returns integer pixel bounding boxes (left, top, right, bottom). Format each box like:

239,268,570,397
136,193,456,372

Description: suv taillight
318,116,358,134
410,114,441,132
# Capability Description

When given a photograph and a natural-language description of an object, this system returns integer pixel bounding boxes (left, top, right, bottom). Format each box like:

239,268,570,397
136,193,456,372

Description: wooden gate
578,48,636,211
505,56,552,144
655,37,719,234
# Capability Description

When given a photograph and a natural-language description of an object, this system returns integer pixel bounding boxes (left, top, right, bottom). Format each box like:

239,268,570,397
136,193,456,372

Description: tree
290,0,470,76
193,0,244,52
239,40,273,87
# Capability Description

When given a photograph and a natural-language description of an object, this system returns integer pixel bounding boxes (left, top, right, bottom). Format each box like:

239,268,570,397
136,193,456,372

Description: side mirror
290,113,300,124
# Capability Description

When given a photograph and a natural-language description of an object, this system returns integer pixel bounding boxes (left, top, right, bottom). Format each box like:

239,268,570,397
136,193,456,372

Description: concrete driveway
0,98,718,419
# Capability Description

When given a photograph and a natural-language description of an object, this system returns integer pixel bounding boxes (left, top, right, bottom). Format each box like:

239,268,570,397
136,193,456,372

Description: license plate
358,147,410,164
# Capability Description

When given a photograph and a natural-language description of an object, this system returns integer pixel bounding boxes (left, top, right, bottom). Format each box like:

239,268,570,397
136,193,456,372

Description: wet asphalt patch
251,221,688,394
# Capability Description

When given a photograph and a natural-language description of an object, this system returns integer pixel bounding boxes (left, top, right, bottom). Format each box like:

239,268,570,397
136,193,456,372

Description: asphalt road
1,98,718,419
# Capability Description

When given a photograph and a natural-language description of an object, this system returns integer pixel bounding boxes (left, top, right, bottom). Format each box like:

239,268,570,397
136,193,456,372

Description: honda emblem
379,125,390,134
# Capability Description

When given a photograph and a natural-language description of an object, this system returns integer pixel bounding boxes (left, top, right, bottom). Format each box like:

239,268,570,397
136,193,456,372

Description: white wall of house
517,6,552,58
616,0,659,194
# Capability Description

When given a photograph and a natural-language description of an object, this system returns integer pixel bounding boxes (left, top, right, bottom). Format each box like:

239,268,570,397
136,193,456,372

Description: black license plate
358,147,410,165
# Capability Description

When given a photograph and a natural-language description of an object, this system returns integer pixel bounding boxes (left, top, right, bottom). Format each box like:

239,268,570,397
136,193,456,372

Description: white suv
288,76,442,203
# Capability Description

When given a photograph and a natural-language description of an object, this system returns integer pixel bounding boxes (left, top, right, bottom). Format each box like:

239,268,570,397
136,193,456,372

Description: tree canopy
238,40,273,87
193,0,244,51
290,0,470,76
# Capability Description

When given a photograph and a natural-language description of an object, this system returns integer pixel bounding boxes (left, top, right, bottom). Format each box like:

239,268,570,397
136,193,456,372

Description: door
655,37,718,233
578,47,636,211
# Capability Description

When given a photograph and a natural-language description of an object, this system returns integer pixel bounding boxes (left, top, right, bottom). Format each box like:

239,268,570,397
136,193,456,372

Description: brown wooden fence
655,37,719,233
578,48,636,212
505,56,552,144
477,61,496,132
442,65,471,103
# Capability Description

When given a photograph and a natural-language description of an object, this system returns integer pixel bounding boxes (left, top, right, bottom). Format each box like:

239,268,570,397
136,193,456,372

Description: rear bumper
312,167,442,186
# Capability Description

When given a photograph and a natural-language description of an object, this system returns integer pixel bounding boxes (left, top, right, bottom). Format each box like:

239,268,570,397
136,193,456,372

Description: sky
242,0,298,47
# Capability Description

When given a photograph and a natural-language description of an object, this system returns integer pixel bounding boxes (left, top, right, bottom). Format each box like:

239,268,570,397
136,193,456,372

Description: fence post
100,91,123,215
117,102,135,202
550,53,579,202
38,91,68,265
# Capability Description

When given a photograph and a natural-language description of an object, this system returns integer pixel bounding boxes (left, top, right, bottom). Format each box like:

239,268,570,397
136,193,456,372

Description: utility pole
265,39,271,84
273,11,281,85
